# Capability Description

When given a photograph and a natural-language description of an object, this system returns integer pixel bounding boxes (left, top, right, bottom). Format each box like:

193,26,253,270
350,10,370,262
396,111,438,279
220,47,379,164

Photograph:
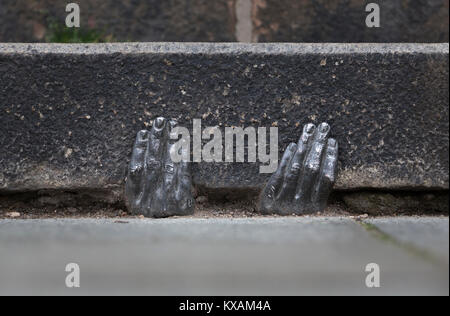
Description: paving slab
0,217,447,295
365,217,449,264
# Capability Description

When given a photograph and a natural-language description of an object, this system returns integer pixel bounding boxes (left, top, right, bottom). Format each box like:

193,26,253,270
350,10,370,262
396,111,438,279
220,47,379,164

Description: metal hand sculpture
259,122,338,215
125,117,194,218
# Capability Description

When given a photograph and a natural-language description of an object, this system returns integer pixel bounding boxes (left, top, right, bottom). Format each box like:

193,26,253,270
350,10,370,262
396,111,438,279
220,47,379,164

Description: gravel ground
0,190,447,219
0,202,354,219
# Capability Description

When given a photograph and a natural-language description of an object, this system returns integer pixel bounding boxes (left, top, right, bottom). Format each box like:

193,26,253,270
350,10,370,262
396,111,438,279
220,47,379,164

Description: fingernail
305,123,315,134
169,119,178,129
328,138,337,148
137,130,148,141
319,122,330,133
155,117,165,128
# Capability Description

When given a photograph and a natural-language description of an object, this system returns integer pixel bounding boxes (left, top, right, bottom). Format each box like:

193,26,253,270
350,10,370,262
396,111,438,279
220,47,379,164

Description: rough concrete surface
0,217,448,295
343,192,449,215
0,43,448,196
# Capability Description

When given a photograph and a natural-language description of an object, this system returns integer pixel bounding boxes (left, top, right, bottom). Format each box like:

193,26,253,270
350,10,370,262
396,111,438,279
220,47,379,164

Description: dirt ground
1,186,448,219
1,197,446,220
0,197,350,220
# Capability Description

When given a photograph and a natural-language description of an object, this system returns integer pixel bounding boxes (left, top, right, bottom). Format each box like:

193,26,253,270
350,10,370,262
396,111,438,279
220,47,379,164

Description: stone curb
0,43,448,194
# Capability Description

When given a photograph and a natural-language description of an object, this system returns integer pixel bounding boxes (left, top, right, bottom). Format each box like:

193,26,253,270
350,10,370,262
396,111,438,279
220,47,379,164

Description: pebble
66,207,78,214
196,196,208,204
6,212,21,218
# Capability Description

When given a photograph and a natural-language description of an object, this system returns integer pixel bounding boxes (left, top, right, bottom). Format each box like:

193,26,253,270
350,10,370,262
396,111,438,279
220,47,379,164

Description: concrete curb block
1,43,448,194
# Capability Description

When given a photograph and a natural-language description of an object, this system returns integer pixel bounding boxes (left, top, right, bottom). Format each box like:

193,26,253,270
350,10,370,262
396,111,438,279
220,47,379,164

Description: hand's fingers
167,119,180,148
146,117,167,170
311,138,338,210
125,130,149,212
276,124,316,207
175,160,194,214
129,130,149,178
160,137,180,214
276,146,303,202
168,119,178,132
295,123,330,207
262,143,297,201
297,123,316,148
162,119,180,206
176,161,192,192
277,123,316,204
173,118,192,195
141,117,168,215
296,123,316,171
312,122,330,144
163,120,178,187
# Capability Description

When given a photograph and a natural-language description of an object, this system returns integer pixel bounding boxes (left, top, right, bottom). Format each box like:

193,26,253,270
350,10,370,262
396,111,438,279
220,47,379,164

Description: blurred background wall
0,0,448,43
